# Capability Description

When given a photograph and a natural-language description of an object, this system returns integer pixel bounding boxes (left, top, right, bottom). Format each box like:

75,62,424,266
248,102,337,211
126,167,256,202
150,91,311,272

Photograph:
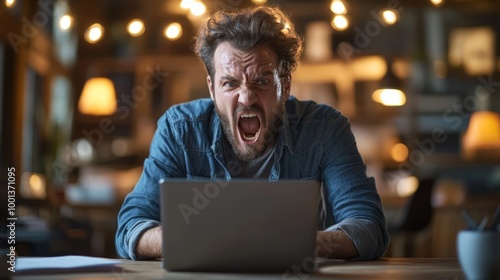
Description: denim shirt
115,96,389,260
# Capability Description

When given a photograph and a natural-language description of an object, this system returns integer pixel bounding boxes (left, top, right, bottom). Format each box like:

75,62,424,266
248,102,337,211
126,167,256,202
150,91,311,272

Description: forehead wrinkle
241,51,275,75
219,51,239,77
215,42,278,80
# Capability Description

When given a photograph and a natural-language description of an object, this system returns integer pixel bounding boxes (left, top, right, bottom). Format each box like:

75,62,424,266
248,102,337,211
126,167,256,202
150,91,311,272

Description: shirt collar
211,108,223,156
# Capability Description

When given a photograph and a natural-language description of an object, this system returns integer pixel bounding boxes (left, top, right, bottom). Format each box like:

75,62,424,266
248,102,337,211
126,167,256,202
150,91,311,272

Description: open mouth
237,114,261,142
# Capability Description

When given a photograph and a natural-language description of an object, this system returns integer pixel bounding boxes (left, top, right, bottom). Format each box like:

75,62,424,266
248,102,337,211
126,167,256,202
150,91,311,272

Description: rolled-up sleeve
321,113,389,260
115,113,185,259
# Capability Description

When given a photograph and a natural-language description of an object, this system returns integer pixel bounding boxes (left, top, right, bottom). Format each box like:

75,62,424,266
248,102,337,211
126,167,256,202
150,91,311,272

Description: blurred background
0,0,499,259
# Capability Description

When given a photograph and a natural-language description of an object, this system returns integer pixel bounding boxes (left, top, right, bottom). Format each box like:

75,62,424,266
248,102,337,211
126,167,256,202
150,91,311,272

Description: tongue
239,117,260,135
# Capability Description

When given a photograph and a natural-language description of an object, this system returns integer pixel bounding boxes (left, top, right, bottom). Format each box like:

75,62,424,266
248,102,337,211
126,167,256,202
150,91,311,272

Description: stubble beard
216,99,285,162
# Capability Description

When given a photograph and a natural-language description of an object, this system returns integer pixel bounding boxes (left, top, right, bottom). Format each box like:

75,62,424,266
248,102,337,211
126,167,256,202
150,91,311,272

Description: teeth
239,114,260,142
242,134,257,141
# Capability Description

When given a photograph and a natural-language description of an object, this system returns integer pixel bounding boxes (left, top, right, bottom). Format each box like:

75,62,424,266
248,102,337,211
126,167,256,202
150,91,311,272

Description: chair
388,178,436,257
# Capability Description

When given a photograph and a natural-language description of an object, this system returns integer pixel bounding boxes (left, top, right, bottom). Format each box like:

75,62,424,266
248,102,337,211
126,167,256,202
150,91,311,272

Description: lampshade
78,77,117,115
462,111,500,160
372,89,406,106
372,59,406,106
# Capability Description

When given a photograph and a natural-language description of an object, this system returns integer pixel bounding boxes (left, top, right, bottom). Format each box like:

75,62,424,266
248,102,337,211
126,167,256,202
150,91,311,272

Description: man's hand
315,230,359,259
136,226,162,259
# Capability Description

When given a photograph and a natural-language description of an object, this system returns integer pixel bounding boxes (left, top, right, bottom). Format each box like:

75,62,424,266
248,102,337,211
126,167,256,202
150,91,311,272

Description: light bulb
127,19,145,37
85,23,104,43
331,15,349,31
164,23,182,40
59,14,73,31
330,0,346,15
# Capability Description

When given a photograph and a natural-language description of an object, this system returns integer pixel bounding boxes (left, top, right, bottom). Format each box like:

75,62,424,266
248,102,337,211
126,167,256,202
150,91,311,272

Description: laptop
159,179,320,273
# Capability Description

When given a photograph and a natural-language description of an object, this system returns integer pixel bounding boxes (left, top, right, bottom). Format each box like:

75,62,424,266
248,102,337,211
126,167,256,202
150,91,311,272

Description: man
116,5,389,261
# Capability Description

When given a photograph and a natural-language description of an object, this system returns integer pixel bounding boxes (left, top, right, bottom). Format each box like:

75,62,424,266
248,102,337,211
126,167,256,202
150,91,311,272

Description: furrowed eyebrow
252,71,275,81
221,76,238,82
256,71,274,78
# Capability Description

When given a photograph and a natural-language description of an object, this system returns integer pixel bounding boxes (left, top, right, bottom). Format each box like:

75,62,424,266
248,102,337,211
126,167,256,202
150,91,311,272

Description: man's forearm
315,230,359,259
136,228,356,260
136,226,163,259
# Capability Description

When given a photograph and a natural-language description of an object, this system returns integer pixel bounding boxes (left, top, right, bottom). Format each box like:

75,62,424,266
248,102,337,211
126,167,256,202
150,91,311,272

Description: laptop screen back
160,179,320,272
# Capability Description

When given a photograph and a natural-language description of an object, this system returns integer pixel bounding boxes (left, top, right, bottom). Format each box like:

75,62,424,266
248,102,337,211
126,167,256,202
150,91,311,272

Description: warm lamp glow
78,78,117,115
372,89,406,106
59,14,73,31
164,23,182,40
127,19,145,37
85,23,104,43
463,111,500,159
190,0,206,16
5,0,15,8
29,174,46,198
251,0,268,5
391,143,409,163
397,176,419,197
430,0,444,7
331,15,349,31
381,9,398,25
373,59,407,107
20,172,46,199
349,56,387,80
330,0,347,15
180,0,194,9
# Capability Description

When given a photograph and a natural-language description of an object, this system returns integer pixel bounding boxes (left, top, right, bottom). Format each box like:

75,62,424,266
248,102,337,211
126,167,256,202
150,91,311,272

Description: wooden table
11,258,465,280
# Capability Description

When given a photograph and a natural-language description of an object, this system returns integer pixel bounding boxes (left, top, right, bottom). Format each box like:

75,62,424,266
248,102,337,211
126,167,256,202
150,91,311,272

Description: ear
207,75,215,101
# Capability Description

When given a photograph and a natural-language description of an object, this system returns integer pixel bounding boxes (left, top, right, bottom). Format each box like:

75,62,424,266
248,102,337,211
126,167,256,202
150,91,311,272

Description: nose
237,84,257,106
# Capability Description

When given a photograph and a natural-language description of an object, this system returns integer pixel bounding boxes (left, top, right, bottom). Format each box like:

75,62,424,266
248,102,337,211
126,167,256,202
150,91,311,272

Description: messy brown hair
194,6,303,79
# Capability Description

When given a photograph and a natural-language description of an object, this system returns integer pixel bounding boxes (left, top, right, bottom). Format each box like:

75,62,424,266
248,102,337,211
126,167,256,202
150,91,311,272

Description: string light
330,0,347,15
5,0,15,8
127,19,145,37
85,23,104,44
381,9,398,25
164,23,182,40
331,15,349,31
180,0,194,9
190,1,206,16
58,14,73,31
430,0,444,7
